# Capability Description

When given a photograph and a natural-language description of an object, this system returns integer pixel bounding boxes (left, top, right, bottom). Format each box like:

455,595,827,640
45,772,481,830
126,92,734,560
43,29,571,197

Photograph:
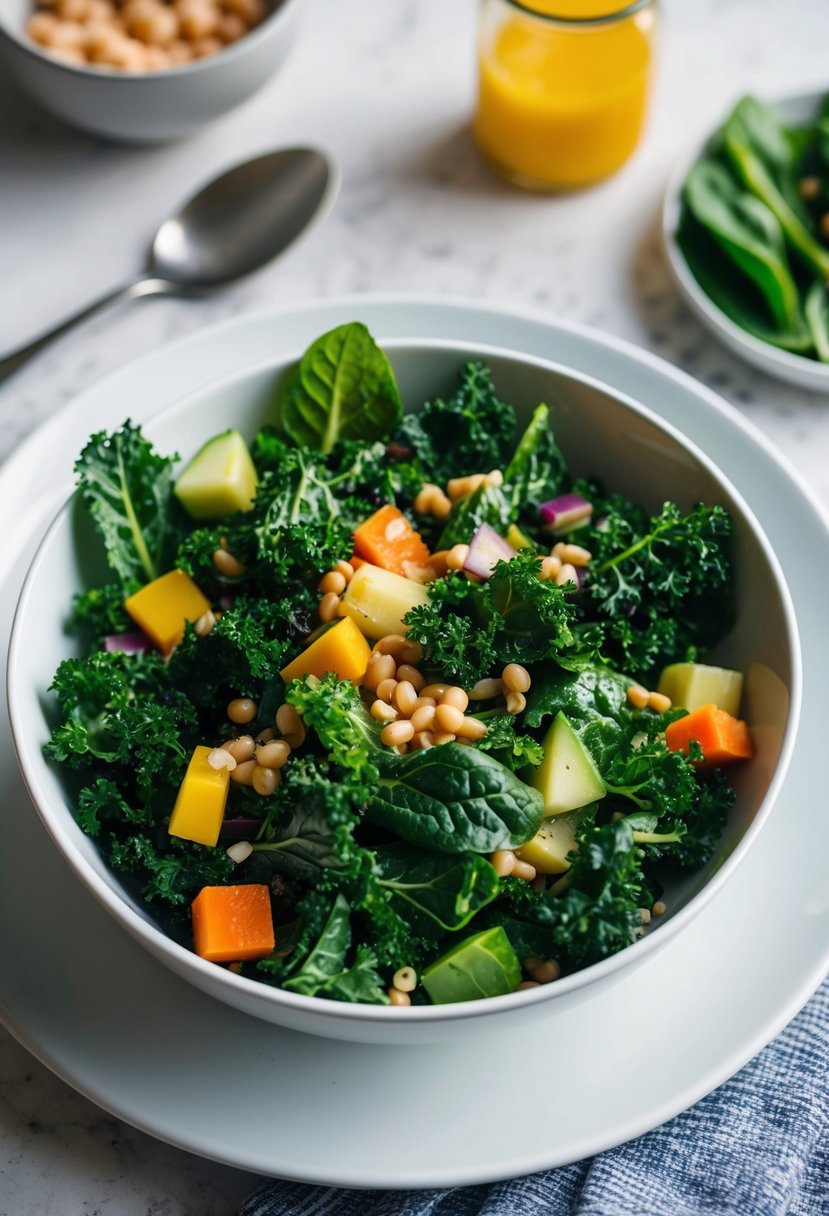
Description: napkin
240,974,829,1216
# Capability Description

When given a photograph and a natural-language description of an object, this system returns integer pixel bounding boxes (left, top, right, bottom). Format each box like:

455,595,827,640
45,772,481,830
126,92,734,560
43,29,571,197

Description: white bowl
663,89,829,392
0,0,300,143
7,338,801,1044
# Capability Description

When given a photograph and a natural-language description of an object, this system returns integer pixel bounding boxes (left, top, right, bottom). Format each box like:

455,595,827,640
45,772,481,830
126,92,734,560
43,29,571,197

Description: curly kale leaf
75,422,183,588
397,362,517,483
403,575,497,686
474,711,545,771
69,583,132,647
578,496,734,678
107,832,234,907
285,673,382,787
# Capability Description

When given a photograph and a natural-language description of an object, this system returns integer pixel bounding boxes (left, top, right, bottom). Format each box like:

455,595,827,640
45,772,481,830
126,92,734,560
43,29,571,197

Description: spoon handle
0,276,173,385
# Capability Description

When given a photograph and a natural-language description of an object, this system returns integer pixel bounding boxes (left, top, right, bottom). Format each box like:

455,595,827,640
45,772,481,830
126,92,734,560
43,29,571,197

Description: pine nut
213,548,247,578
255,728,274,744
640,907,652,925
532,960,560,984
800,176,821,200
256,739,291,769
226,841,253,864
252,764,280,796
411,696,437,711
447,473,485,501
501,663,531,694
551,542,567,559
556,562,578,587
435,703,464,734
627,684,650,709
445,543,470,570
318,592,341,623
319,570,347,596
275,703,305,748
388,988,411,1007
457,716,488,740
539,555,562,581
394,680,419,716
511,858,537,881
333,560,354,583
207,747,236,772
485,469,504,487
396,664,425,691
375,678,399,704
517,981,541,991
560,543,592,566
411,730,435,750
648,691,672,713
422,683,450,700
227,697,257,724
428,551,450,577
371,699,399,722
225,735,255,763
468,677,504,700
392,966,417,993
506,691,526,715
381,720,415,748
410,704,436,732
491,850,515,877
194,610,216,637
440,686,469,712
374,635,408,658
413,483,442,515
230,758,257,786
652,900,667,917
433,731,456,745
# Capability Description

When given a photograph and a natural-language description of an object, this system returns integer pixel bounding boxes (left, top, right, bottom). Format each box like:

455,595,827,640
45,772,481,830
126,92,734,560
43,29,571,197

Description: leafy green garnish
279,322,403,454
75,422,182,587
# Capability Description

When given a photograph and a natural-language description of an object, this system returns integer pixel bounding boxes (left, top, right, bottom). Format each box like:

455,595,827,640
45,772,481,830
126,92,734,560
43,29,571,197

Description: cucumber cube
422,927,521,1004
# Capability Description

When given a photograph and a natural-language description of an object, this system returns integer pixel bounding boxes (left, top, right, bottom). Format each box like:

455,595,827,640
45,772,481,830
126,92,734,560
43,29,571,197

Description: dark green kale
69,583,133,647
503,403,569,521
437,484,514,549
74,421,185,588
577,495,734,678
396,362,517,483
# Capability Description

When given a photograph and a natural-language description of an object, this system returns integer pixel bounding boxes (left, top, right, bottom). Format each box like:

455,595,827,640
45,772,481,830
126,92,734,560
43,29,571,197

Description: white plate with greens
1,296,828,1187
663,89,829,391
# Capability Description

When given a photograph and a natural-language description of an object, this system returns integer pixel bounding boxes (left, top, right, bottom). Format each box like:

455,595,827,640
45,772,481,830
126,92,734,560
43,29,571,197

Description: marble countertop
2,0,828,1210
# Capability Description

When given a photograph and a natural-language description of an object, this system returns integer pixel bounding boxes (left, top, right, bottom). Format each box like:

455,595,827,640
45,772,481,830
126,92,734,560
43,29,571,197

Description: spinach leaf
525,662,632,729
376,845,500,931
682,159,802,331
503,403,569,517
280,322,402,454
368,743,543,854
75,422,181,587
723,96,829,279
805,280,829,362
282,893,389,1004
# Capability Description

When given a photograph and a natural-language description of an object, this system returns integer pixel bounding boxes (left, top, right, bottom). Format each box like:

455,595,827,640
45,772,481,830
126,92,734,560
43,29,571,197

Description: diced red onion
540,493,593,533
463,523,516,579
220,816,264,840
103,631,152,655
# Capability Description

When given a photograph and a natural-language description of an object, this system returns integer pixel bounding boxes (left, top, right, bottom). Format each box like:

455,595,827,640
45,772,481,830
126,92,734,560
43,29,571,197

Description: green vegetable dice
421,927,521,1004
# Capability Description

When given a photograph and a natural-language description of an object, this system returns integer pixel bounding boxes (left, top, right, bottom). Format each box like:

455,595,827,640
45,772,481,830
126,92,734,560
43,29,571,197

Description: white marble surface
1,0,828,1210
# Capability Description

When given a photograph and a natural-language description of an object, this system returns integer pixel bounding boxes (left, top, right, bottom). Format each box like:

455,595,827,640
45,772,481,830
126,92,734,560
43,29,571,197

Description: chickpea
125,0,179,44
175,0,219,40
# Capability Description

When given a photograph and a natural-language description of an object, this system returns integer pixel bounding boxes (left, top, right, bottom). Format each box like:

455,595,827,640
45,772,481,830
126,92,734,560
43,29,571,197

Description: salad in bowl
10,322,797,1037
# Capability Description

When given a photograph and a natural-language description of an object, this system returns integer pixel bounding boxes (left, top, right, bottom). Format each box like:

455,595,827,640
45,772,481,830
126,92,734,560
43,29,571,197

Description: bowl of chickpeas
0,0,299,141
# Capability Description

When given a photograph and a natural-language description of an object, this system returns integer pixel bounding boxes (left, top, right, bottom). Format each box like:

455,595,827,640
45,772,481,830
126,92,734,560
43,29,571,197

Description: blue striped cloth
240,975,829,1216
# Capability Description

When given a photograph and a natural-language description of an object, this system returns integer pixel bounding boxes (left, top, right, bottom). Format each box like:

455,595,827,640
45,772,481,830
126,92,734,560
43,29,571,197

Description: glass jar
473,0,660,191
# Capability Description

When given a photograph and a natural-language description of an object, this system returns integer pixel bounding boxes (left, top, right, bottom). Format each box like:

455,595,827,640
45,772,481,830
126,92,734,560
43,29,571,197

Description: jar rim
499,0,656,26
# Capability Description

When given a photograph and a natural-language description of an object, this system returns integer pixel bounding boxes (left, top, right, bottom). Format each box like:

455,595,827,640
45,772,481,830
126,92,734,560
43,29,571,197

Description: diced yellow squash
657,662,744,716
339,562,430,641
506,523,534,550
174,429,259,520
124,569,211,654
280,616,372,684
515,812,580,875
168,745,230,847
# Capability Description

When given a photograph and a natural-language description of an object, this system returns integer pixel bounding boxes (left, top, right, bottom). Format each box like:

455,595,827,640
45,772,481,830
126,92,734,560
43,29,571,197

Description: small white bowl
7,338,801,1044
0,0,300,143
663,89,829,392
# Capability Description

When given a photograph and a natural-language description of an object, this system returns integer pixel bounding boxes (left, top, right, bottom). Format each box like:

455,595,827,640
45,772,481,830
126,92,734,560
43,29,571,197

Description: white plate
2,296,829,1188
663,89,829,392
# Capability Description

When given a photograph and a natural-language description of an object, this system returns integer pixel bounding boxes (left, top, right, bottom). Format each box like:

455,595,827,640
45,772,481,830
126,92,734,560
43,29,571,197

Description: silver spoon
0,147,338,384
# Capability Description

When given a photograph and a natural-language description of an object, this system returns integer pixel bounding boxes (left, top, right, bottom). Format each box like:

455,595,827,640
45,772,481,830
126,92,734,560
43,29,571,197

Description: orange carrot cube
191,884,275,963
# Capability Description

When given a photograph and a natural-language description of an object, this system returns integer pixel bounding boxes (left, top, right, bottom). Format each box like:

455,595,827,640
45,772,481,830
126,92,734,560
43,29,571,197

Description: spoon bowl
0,147,339,382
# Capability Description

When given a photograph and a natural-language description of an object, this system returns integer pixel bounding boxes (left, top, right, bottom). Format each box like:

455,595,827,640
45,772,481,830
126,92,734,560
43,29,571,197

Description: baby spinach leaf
376,845,500,931
280,322,403,454
75,422,181,587
525,662,631,729
368,743,543,854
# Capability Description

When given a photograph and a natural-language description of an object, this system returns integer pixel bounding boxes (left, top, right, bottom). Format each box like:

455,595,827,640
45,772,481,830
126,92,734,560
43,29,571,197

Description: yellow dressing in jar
474,0,659,190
